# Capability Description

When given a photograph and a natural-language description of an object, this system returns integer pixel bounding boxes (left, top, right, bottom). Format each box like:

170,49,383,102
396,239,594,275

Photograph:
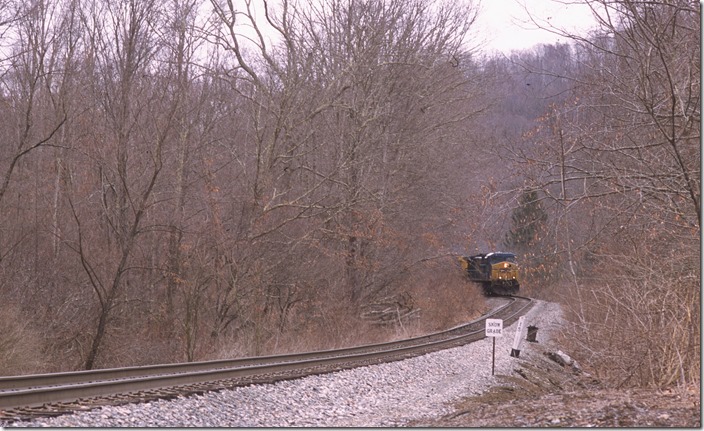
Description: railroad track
0,295,532,423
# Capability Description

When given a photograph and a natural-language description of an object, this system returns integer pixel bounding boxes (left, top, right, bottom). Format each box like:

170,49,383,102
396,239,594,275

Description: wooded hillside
0,0,698,389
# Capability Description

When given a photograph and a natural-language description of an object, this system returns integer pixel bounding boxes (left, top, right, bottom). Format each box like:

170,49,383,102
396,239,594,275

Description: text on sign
485,318,503,337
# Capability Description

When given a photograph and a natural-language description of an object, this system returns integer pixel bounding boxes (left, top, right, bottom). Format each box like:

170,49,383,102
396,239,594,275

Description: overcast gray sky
473,0,599,55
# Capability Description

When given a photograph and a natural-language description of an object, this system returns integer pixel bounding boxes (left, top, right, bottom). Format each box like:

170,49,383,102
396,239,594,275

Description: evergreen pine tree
504,190,547,250
504,189,558,288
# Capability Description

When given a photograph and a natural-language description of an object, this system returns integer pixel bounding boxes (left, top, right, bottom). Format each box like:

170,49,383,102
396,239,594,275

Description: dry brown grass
405,256,488,334
208,255,491,359
0,304,48,375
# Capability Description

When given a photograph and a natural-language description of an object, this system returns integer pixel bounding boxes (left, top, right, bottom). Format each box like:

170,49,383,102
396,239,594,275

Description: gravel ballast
6,299,563,428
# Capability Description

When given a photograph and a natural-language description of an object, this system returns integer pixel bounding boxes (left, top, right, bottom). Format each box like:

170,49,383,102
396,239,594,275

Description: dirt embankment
412,302,701,428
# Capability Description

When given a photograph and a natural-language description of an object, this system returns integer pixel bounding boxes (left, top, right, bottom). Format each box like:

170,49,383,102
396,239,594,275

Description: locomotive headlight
503,263,508,268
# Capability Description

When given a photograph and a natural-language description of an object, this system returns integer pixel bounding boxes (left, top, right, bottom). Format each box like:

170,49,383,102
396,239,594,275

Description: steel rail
0,295,526,391
0,296,532,413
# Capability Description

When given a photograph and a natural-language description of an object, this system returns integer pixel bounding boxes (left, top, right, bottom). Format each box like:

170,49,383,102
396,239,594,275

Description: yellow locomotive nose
460,252,520,295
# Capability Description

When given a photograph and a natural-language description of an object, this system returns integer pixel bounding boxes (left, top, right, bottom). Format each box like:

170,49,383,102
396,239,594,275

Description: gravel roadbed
6,300,562,427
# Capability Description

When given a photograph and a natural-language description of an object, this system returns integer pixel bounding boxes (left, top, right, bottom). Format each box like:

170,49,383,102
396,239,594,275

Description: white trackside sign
485,318,503,376
485,318,503,337
510,315,527,358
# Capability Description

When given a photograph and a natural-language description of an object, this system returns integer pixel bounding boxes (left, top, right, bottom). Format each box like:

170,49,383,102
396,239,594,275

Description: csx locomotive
458,252,520,296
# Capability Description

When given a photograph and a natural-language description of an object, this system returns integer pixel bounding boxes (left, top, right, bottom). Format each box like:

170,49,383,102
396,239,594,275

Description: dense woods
0,0,699,390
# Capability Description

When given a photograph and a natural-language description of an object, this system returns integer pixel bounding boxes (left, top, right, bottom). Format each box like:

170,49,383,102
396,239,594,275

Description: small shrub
559,250,700,389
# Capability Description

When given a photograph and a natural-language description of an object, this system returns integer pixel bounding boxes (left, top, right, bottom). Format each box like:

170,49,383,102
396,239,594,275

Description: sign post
510,316,527,358
485,318,503,376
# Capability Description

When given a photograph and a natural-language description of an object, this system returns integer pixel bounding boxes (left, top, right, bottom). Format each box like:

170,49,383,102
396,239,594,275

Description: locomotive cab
459,251,520,296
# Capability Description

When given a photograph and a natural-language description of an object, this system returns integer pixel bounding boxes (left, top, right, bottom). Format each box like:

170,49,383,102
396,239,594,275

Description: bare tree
0,0,620,373
0,0,69,207
282,0,481,305
510,0,700,388
0,0,86,370
192,0,489,350
62,0,181,370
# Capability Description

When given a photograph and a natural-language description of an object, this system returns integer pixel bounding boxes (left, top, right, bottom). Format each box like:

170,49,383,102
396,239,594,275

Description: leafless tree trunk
63,0,179,370
0,0,71,207
510,0,700,388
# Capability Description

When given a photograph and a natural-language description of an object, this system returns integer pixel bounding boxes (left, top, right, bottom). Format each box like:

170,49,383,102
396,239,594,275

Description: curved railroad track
0,295,533,423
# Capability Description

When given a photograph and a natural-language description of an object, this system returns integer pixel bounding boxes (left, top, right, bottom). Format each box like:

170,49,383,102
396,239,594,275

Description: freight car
458,252,520,296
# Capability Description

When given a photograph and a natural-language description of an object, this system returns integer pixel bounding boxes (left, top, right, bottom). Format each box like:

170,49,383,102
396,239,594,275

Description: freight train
458,252,520,296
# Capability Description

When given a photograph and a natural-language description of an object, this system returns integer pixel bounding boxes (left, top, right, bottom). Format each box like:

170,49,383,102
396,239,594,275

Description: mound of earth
410,340,700,427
